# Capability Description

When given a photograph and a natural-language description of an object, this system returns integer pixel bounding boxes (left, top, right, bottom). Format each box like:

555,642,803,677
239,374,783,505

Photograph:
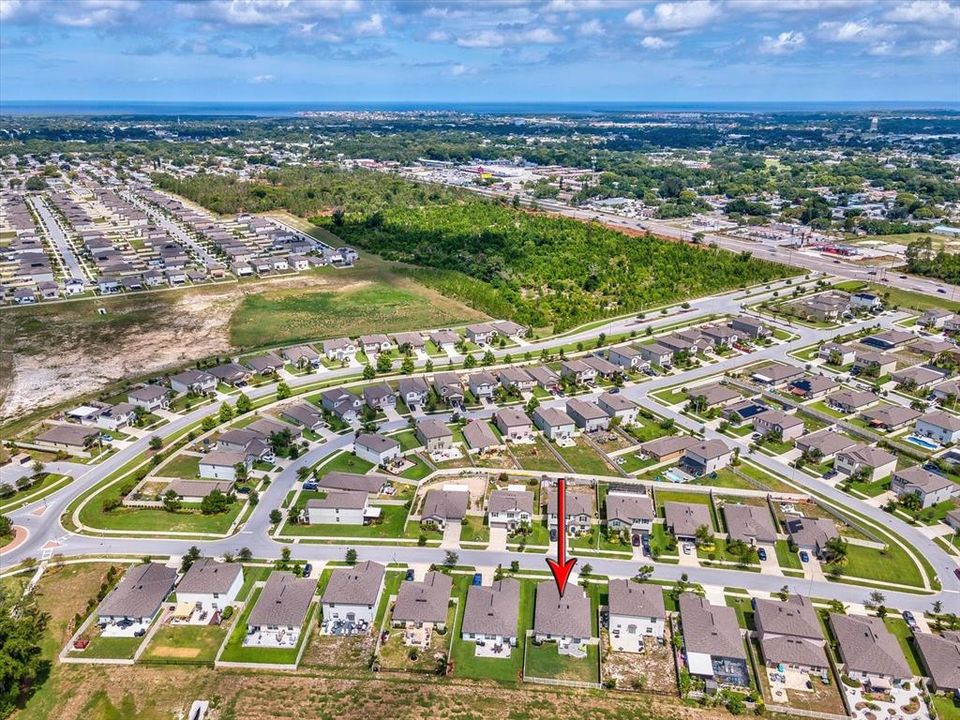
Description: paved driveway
441,521,461,549
488,526,508,552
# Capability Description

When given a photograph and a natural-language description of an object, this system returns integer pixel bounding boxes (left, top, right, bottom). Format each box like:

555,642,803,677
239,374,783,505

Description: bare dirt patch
300,632,376,670
601,629,678,694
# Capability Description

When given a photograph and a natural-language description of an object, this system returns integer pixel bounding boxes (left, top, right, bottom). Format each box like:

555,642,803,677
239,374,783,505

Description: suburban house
678,593,749,687
915,410,960,445
892,365,948,390
641,343,674,368
415,417,454,452
819,342,856,367
199,450,250,482
432,372,465,406
581,354,620,379
162,480,234,503
359,334,392,355
919,307,955,329
392,332,426,353
208,362,252,387
532,580,592,653
322,337,357,362
850,291,883,312
608,579,666,652
282,344,321,370
792,291,849,322
176,558,243,616
246,416,302,443
420,489,469,528
315,471,391,494
681,439,733,476
639,435,699,462
608,345,646,371
280,403,325,431
465,323,497,346
429,329,460,351
544,485,593,536
754,595,829,674
835,443,898,482
753,409,805,441
910,338,954,359
932,379,960,405
787,375,839,400
605,491,655,536
461,578,521,650
532,406,576,442
169,369,217,395
915,631,960,695
597,392,639,425
94,403,137,432
245,572,316,646
853,350,897,377
688,384,741,409
795,430,858,462
890,466,957,509
397,376,429,408
664,502,713,542
127,384,170,411
468,371,498,400
560,360,597,386
731,316,770,339
487,489,535,530
864,329,914,350
492,320,527,338
320,561,385,630
244,352,284,375
829,613,912,687
498,366,536,393
306,490,379,525
392,571,453,631
493,407,534,441
827,389,879,414
723,504,777,545
353,433,401,467
527,365,561,393
750,363,804,387
783,514,839,556
860,405,921,431
702,324,739,347
362,383,396,411
462,419,503,454
97,563,177,628
565,398,610,432
320,388,362,423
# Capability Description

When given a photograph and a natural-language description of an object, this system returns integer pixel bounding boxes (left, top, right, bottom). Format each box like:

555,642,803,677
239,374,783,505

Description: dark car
549,528,558,542
405,568,415,581
938,288,947,294
303,563,313,578
632,534,641,547
303,481,318,491
799,550,810,563
472,573,482,586
757,548,767,561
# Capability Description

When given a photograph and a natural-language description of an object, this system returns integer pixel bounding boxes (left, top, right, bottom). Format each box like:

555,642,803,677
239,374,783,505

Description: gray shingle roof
421,489,469,521
488,489,534,515
679,592,745,659
915,631,960,691
98,563,176,619
177,558,242,595
755,595,823,641
605,492,654,524
462,578,520,638
723,504,778,544
830,613,911,679
392,571,452,624
317,471,391,493
321,561,385,607
608,580,665,620
664,501,713,537
355,433,399,454
533,580,592,640
247,572,316,628
463,420,500,450
307,489,369,511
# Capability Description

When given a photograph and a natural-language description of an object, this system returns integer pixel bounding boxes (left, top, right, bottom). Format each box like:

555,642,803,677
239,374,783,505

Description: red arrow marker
546,477,578,597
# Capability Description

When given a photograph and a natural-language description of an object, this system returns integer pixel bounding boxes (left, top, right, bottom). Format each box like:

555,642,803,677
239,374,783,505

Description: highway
2,281,958,615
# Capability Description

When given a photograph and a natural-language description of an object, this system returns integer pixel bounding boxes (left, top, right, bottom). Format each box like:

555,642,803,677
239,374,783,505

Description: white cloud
427,29,450,42
818,19,893,43
759,30,806,54
449,63,477,76
457,30,506,48
456,26,561,48
641,35,675,49
545,0,607,12
522,27,561,43
577,18,604,36
867,40,895,55
885,0,960,28
730,0,870,11
175,0,361,27
932,37,958,54
630,1,720,31
3,0,142,27
354,13,385,37
249,74,274,84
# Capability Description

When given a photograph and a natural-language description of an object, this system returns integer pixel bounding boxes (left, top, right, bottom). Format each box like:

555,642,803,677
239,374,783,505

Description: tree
694,524,713,547
400,356,414,374
866,590,886,610
24,175,47,191
443,550,459,569
276,381,291,400
235,393,252,414
199,489,232,515
345,548,358,565
148,435,163,451
362,364,376,380
30,459,45,476
0,585,49,715
580,563,593,577
201,415,217,432
636,565,654,582
424,359,434,373
822,536,849,568
287,505,300,524
777,585,790,601
238,547,253,562
376,353,392,373
481,350,495,366
269,509,282,525
218,402,235,423
234,462,249,483
463,354,477,369
162,489,182,513
180,546,201,573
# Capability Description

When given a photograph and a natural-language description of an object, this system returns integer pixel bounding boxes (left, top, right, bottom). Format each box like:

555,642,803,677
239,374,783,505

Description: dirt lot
300,632,377,670
601,629,678,694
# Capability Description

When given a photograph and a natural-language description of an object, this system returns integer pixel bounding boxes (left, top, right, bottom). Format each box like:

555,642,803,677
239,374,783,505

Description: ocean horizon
2,99,959,117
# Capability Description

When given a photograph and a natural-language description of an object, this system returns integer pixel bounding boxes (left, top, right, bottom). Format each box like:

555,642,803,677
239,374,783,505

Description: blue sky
1,0,958,103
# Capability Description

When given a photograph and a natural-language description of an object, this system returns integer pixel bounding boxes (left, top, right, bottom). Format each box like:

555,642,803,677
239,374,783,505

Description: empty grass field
141,623,229,665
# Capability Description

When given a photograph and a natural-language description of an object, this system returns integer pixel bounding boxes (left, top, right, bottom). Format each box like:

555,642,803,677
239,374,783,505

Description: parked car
757,548,767,561
472,573,482,586
799,550,810,563
902,610,917,629
632,534,641,547
549,528,558,542
303,481,318,491
303,563,313,578
683,543,692,555
405,568,415,581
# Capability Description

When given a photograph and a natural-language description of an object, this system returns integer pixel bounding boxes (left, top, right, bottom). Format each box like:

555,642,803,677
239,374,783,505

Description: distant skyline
1,0,959,103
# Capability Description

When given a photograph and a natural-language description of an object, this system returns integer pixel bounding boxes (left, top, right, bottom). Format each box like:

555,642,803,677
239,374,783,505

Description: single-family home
462,420,502,454
432,372,464,406
597,392,639,425
468,371,498,400
94,403,138,432
398,376,430,408
731,316,770,339
169,369,218,395
282,344,321,370
544,486,593,536
702,324,739,348
246,572,316,645
199,450,250,482
461,578,521,649
532,581,592,650
565,398,610,432
932,379,960,405
783,514,838,556
688,384,741,409
321,388,362,423
244,352,284,375
830,613,912,686
754,595,829,674
605,492,655,535
127,385,169,411
679,593,749,687
420,489,469,528
359,334,392,355
415,418,454,452
493,407,534,441
682,439,733,476
498,366,536,393
392,571,452,630
915,631,960,695
581,355,620,379
280,403,325,431
750,363,804,387
321,561,385,630
559,360,597,386
892,365,948,390
428,330,459,351
608,345,646,371
354,433,401,467
608,579,666,652
35,424,101,450
322,337,357,362
208,362,251,387
465,323,497,346
753,409,805,441
487,489,534,530
162,480,235,503
860,404,921,431
920,307,955,329
853,350,897,377
362,383,396,411
851,292,883,312
819,342,856,367
176,558,243,616
891,466,957,509
835,443,898,482
723,504,777,545
315,471,391,494
864,329,914,350
306,490,379,525
638,435,699,463
492,320,527,338
641,343,674,368
827,389,879,414
392,332,426,353
664,502,713,542
97,563,177,627
916,410,960,445
532,406,576,442
795,429,858,462
527,365,561,393
788,375,839,400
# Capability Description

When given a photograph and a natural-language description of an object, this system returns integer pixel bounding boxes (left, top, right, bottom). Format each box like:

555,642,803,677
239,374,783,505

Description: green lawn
450,579,534,684
280,504,408,538
218,587,315,664
555,439,617,476
651,387,688,406
624,417,675,443
933,695,960,720
692,468,755,490
140,623,229,665
774,540,803,570
881,617,924,676
68,632,143,660
511,437,566,472
459,517,490,544
832,544,922,587
392,430,422,451
78,485,245,534
524,641,599,683
400,454,433,480
236,566,272,602
0,473,71,512
649,523,678,558
159,453,201,479
698,538,760,566
314,451,374,476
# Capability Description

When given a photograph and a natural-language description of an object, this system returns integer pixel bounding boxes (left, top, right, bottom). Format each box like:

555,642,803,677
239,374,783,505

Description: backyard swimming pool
905,434,939,451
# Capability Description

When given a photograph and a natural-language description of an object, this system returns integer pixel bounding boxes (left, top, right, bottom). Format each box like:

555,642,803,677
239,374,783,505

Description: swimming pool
662,467,693,483
905,434,939,451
